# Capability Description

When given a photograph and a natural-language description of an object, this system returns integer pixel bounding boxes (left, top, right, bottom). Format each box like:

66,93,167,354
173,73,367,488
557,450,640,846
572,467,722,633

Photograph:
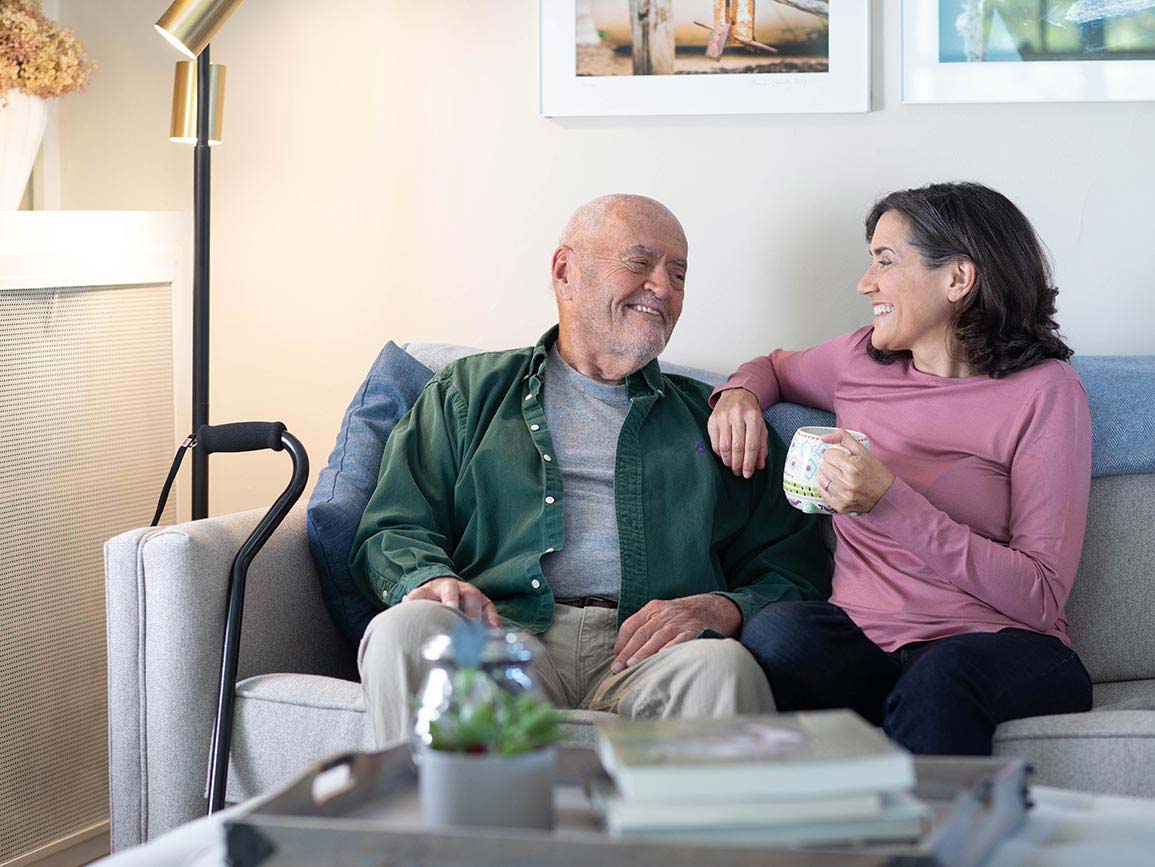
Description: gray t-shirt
539,345,629,600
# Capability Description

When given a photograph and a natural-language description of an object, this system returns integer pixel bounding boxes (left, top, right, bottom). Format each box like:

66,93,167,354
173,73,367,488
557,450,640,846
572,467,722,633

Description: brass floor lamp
154,0,304,817
155,0,245,521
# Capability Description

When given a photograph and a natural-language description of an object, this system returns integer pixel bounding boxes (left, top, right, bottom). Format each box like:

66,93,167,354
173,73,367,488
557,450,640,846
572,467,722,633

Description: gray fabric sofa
103,345,1155,851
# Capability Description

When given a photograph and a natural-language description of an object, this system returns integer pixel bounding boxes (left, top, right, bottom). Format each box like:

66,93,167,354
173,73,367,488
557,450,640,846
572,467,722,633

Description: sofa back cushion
1066,473,1155,683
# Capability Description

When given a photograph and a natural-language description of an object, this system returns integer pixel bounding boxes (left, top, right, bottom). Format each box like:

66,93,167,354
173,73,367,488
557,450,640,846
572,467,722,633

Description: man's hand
403,577,502,628
611,594,742,673
708,388,768,478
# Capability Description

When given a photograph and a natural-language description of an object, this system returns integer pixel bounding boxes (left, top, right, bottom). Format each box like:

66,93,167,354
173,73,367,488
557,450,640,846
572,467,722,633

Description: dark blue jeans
741,601,1093,755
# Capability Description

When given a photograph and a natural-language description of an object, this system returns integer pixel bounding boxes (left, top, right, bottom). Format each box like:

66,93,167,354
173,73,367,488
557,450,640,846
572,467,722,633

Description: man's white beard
608,327,667,364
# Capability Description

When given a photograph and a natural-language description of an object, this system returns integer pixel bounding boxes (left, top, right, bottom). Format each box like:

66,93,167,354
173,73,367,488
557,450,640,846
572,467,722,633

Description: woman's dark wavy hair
864,182,1072,378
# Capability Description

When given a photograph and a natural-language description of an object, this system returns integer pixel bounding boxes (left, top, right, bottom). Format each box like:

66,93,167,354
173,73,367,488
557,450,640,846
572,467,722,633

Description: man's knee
656,638,774,714
358,599,465,676
675,637,763,676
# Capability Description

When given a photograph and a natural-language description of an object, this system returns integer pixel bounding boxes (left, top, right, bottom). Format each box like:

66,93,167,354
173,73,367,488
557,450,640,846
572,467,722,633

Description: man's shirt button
530,424,540,431
545,547,555,554
545,496,555,504
531,579,542,589
543,454,552,462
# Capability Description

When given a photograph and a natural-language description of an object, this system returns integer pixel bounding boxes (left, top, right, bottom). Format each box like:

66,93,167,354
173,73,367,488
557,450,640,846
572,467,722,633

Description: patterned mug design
783,426,871,515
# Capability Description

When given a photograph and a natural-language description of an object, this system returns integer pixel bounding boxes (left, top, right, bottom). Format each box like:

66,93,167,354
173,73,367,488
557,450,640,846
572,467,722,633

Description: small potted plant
1,0,94,208
414,619,561,830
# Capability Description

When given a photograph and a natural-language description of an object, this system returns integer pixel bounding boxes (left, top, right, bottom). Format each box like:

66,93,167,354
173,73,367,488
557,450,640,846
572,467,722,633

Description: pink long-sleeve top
713,327,1092,651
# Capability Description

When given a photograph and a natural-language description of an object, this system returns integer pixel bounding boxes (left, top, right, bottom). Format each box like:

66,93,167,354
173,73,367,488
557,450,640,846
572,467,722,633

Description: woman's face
857,211,958,357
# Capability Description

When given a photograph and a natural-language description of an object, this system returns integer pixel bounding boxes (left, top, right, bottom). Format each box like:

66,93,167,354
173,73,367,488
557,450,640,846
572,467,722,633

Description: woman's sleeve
863,374,1092,633
709,328,870,412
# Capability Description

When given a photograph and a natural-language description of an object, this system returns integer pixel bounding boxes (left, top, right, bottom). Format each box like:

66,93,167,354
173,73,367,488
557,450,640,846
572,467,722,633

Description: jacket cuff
709,589,757,630
380,565,460,607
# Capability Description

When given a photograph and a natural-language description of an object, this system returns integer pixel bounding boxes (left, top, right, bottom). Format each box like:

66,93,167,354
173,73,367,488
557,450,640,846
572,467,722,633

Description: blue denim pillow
765,404,835,449
307,342,433,647
1071,356,1155,478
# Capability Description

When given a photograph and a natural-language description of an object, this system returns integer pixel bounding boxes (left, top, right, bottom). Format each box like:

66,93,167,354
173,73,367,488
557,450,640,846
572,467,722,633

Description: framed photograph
540,1,870,116
903,0,1155,103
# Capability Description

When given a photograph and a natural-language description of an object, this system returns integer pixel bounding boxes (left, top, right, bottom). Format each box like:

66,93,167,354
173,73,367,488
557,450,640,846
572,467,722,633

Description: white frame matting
540,0,870,116
903,0,1155,104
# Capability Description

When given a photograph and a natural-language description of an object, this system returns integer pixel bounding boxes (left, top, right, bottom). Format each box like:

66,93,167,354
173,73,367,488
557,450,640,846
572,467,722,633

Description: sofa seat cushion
223,674,375,804
222,674,615,803
994,709,1155,797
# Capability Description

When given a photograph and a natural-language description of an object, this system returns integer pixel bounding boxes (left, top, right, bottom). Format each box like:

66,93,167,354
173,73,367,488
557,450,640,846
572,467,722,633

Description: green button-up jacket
350,327,831,633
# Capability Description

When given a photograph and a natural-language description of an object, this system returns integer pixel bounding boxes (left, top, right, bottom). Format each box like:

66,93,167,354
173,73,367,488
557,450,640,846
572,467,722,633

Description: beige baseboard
1,822,110,867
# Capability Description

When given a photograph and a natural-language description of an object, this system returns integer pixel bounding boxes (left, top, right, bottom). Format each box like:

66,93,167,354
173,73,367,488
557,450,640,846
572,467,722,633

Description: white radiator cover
0,213,190,866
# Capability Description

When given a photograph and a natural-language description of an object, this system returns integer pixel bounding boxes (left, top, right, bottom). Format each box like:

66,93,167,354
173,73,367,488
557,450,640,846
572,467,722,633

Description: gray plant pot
416,746,556,830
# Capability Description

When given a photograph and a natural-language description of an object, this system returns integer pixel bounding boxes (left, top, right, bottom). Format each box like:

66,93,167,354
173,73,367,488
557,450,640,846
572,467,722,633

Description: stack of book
593,710,926,847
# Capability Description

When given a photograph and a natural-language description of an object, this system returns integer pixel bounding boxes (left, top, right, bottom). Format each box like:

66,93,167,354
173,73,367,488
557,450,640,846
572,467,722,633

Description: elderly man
350,194,829,744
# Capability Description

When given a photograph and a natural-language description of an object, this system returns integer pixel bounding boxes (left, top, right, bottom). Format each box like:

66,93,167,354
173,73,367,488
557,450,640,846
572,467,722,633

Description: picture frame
540,0,871,117
902,1,1155,103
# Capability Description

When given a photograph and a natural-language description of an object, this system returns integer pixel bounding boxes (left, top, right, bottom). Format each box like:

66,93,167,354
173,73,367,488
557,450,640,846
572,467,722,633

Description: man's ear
552,246,576,300
947,258,977,303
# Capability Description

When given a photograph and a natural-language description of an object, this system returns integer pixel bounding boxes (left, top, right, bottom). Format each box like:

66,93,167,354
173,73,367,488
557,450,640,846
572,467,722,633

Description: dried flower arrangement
0,0,94,106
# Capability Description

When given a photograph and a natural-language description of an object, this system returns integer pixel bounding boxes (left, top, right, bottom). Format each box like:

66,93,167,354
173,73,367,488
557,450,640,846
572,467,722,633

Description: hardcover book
595,710,915,802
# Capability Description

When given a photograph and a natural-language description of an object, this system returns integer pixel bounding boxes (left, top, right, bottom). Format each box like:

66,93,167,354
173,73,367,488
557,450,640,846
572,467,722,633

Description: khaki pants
358,599,775,746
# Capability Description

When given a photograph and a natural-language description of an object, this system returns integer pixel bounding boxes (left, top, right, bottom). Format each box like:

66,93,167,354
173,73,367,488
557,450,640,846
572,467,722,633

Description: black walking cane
151,422,309,815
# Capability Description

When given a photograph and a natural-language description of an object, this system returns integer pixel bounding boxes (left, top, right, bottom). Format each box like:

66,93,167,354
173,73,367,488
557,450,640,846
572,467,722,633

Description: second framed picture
540,1,871,116
903,0,1155,103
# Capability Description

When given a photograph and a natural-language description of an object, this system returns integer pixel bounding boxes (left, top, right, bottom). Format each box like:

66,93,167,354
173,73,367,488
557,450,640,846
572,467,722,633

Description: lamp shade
169,61,226,145
155,0,246,59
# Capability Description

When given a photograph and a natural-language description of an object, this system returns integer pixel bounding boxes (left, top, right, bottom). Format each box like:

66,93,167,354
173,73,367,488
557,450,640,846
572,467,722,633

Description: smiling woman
706,181,1093,758
862,183,1072,379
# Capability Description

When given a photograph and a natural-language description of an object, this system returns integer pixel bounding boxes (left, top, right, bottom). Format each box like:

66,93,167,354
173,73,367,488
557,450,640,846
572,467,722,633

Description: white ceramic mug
783,426,871,515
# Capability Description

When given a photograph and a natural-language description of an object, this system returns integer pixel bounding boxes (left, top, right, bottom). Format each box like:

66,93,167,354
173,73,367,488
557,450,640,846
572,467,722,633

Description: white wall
57,0,1155,517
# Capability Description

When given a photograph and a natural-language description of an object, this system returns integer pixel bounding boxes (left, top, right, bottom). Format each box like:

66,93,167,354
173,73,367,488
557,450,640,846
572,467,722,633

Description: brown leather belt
555,595,618,610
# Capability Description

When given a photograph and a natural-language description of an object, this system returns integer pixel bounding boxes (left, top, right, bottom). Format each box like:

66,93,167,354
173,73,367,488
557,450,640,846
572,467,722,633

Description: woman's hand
708,388,768,478
817,429,895,515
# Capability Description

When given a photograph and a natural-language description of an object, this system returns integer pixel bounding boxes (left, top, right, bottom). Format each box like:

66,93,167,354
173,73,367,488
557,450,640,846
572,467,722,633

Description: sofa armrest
104,503,356,849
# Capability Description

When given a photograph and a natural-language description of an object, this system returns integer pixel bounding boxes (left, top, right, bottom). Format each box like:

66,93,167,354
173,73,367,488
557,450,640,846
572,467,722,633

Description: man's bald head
559,194,686,252
550,195,688,382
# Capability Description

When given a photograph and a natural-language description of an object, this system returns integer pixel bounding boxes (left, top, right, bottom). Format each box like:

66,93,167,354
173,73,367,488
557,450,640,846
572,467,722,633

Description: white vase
0,90,49,209
416,746,556,830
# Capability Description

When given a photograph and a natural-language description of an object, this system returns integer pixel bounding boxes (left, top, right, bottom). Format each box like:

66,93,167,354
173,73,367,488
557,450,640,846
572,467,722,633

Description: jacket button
530,424,540,431
543,454,552,462
545,496,555,504
531,579,541,589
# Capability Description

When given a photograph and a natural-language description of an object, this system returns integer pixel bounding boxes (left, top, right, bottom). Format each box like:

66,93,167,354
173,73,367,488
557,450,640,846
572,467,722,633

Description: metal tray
225,746,1030,867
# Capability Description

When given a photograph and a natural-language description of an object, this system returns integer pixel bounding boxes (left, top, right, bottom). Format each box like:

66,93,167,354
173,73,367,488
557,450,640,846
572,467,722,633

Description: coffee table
91,764,1155,867
220,746,1028,867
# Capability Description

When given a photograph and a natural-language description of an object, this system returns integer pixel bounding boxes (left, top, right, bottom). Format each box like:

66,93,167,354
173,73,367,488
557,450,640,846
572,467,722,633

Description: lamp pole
192,45,212,519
